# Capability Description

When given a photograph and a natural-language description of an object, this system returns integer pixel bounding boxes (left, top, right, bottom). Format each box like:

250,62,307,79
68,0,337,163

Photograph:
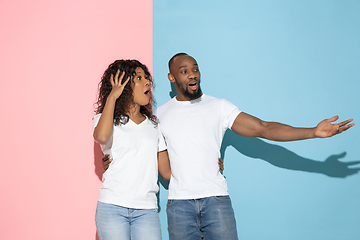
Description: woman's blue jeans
166,195,238,240
95,201,161,240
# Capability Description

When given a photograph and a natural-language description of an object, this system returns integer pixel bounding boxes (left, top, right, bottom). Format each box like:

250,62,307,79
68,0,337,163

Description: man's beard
175,80,202,101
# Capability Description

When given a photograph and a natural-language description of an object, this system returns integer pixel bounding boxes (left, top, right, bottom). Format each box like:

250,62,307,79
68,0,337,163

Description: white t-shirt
93,114,167,209
156,94,241,199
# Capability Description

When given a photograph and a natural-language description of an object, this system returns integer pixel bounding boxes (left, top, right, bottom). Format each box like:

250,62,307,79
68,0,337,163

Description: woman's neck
127,105,146,124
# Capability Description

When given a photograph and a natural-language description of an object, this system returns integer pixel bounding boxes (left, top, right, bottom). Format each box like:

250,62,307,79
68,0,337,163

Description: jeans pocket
214,195,231,202
166,199,178,207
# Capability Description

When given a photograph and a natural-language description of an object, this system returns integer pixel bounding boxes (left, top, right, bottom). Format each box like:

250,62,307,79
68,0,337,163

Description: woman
93,59,170,240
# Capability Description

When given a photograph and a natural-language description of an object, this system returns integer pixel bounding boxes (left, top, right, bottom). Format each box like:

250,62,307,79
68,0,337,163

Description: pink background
0,0,152,239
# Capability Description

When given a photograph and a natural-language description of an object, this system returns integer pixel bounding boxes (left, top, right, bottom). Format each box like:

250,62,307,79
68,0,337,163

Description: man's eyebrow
179,63,198,69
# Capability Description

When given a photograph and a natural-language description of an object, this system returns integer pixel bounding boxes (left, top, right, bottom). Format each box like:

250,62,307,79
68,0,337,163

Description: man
154,53,354,240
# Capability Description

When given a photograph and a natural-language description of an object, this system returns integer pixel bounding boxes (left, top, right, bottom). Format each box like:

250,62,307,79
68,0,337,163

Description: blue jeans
95,201,161,240
166,196,238,240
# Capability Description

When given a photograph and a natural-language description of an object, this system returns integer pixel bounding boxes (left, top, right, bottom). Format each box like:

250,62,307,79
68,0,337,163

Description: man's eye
181,70,187,74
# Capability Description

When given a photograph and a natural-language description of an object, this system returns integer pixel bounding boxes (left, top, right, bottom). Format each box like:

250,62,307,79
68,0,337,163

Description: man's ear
168,73,175,83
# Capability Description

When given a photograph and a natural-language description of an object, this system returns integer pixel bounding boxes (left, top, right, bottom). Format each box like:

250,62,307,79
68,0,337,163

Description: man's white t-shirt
93,114,166,209
156,94,241,199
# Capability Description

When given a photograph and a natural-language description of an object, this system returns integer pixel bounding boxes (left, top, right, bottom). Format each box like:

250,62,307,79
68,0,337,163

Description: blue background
153,1,360,239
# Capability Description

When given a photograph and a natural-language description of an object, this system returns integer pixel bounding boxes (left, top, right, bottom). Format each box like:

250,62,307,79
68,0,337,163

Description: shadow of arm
220,130,360,178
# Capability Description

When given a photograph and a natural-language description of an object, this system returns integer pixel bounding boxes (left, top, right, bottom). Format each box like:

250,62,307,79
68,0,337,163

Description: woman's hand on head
108,69,131,100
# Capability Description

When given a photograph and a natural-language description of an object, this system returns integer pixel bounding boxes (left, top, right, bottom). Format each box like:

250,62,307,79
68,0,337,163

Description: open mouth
188,82,198,91
144,89,151,96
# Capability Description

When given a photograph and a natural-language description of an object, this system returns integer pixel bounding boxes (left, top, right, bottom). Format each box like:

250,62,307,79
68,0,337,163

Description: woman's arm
93,70,130,145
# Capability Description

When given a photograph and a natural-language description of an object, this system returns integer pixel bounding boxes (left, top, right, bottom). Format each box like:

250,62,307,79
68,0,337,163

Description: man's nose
188,70,196,79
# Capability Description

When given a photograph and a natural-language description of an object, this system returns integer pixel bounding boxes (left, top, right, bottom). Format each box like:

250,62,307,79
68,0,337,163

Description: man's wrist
310,127,317,139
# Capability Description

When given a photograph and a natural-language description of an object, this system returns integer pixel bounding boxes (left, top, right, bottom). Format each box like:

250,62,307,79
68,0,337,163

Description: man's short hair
168,53,188,71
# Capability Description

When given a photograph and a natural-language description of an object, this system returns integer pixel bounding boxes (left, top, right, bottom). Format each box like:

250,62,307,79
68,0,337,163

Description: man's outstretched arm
231,112,354,142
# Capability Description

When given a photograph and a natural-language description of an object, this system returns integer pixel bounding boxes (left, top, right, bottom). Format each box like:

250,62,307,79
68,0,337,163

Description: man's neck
175,94,203,102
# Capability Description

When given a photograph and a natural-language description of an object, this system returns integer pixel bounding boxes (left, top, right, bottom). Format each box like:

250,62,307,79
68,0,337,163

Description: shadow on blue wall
220,129,360,178
169,82,176,99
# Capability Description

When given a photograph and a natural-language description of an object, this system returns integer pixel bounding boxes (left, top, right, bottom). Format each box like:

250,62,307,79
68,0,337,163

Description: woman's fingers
122,76,131,86
117,70,125,83
110,73,114,87
114,69,121,85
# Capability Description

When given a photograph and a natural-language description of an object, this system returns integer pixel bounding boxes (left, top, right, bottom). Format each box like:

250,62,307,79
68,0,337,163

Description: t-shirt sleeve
93,113,101,128
92,113,102,143
157,124,167,152
222,99,242,129
154,108,161,122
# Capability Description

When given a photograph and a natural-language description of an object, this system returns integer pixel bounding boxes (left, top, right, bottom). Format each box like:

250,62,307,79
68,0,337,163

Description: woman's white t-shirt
93,114,166,209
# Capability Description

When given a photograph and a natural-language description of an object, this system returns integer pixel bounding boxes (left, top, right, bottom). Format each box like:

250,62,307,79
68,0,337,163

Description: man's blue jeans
166,195,238,240
95,201,161,240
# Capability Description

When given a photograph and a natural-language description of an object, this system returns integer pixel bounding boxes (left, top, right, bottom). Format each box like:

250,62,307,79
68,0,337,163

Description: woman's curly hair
95,59,157,126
